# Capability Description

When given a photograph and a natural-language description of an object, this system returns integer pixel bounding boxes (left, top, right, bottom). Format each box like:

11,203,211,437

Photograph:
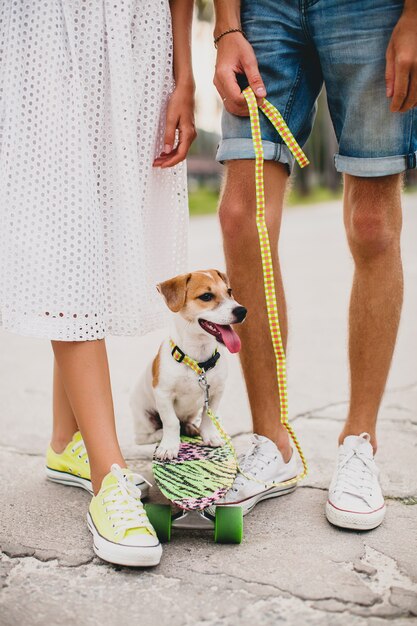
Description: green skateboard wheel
214,506,243,544
145,503,172,542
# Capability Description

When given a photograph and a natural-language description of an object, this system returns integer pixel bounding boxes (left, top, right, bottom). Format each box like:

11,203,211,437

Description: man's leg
326,173,403,530
208,158,302,517
341,173,403,450
219,160,292,462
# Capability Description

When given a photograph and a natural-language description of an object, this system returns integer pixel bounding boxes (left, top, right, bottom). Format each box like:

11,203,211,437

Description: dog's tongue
215,324,241,353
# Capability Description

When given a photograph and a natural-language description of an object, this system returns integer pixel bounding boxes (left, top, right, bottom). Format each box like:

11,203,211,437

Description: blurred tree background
189,1,416,215
196,0,213,21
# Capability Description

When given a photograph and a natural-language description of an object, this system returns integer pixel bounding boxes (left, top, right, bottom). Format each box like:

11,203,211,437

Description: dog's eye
227,288,232,296
198,293,213,301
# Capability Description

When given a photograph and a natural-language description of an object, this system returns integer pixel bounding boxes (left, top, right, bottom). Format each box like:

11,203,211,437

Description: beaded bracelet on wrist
214,28,246,49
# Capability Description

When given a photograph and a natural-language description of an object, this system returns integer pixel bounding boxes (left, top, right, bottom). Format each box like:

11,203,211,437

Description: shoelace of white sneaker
71,439,89,464
232,440,275,492
101,464,153,536
334,448,378,506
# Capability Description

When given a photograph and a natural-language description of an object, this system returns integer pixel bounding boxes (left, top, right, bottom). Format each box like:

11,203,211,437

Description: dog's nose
233,306,247,323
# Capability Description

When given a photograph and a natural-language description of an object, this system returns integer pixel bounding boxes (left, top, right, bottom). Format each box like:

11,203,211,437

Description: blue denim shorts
217,0,417,177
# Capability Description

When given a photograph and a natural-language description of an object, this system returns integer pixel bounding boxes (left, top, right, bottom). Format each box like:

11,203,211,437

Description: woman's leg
51,339,125,493
51,358,79,453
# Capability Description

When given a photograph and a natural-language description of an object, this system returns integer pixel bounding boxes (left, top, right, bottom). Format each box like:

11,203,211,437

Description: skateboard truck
172,509,214,530
145,501,243,543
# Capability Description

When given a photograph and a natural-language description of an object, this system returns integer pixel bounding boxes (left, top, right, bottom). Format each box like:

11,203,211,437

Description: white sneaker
326,433,386,530
207,434,299,517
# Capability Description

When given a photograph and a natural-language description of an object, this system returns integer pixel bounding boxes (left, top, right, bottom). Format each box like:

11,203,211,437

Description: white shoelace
101,464,153,536
71,438,89,465
232,436,275,492
334,444,378,506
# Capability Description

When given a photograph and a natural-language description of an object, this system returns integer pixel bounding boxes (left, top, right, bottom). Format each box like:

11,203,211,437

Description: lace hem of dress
0,307,170,341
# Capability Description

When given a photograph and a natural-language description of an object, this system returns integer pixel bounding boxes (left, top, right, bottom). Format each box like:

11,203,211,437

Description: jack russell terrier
130,269,247,460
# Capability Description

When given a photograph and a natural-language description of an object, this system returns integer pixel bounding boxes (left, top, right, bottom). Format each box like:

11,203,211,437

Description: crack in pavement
384,404,413,413
294,414,417,426
0,559,16,593
300,485,417,502
187,572,417,621
0,548,94,568
187,568,380,609
386,380,417,393
291,381,417,423
1,550,416,621
346,545,417,618
292,401,349,422
295,483,417,504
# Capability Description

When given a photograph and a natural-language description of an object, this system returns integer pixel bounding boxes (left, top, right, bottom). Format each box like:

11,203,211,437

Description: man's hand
153,84,197,168
214,32,266,116
385,6,417,113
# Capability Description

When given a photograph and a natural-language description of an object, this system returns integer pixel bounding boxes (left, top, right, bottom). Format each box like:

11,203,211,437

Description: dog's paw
154,439,180,461
200,427,224,448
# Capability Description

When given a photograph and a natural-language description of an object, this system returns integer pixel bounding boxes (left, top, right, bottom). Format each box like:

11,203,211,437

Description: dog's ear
216,270,229,287
157,273,192,312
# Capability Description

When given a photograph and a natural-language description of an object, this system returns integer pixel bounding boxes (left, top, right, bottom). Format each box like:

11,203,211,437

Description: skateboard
145,435,243,544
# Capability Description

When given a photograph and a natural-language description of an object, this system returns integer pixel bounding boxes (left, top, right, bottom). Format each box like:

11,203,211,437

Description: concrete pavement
1,195,416,625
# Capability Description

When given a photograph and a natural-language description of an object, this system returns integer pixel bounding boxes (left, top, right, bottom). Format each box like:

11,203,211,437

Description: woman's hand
153,83,197,168
385,6,417,112
214,32,266,117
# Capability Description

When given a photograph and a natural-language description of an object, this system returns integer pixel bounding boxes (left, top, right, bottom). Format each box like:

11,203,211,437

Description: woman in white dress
0,0,195,566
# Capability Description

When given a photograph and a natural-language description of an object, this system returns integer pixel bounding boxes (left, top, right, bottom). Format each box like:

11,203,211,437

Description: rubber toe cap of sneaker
121,534,160,547
328,491,383,514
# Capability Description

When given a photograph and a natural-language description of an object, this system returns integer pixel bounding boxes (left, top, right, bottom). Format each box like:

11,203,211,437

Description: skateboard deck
152,435,237,510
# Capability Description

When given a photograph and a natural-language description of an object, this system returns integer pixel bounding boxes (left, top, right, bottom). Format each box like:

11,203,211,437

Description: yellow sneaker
46,432,149,497
87,464,162,566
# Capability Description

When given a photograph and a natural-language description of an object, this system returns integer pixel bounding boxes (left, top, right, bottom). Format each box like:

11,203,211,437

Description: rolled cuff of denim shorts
334,151,417,177
216,138,295,175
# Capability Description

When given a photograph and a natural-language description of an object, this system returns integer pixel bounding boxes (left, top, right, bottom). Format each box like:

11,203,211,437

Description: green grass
287,185,342,206
188,186,220,215
188,185,343,216
188,184,417,216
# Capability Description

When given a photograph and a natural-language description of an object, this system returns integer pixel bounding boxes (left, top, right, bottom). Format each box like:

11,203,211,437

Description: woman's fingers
154,84,196,167
153,121,196,168
162,110,179,155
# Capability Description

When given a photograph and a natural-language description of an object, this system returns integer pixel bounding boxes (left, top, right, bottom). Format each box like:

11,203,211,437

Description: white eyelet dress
0,0,188,341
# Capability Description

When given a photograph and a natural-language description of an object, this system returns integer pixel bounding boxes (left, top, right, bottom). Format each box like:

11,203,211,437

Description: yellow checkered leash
169,87,309,488
240,86,309,486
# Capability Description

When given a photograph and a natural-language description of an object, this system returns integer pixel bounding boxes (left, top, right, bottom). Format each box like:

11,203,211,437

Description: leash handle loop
257,97,310,169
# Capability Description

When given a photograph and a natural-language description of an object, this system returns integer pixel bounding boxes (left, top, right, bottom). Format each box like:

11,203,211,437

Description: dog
130,269,247,460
